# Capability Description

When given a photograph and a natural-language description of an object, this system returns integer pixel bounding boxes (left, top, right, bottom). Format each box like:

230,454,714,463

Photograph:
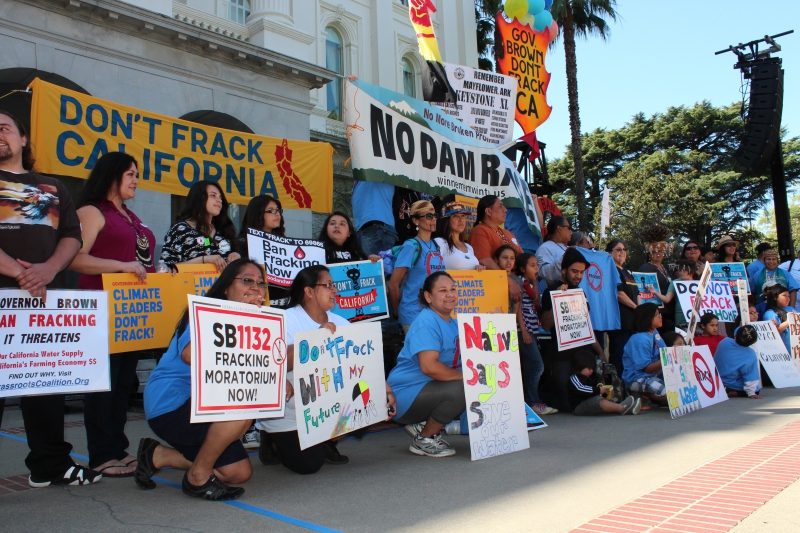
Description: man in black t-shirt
0,110,97,487
539,248,605,412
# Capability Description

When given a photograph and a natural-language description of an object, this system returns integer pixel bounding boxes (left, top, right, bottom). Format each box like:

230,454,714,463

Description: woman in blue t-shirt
387,272,465,458
622,303,668,405
134,259,269,501
388,200,446,333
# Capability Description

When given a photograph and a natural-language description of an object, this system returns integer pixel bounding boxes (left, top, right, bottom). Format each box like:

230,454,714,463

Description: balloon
527,0,545,16
520,13,535,28
544,0,553,9
548,20,559,42
504,0,528,21
533,9,552,32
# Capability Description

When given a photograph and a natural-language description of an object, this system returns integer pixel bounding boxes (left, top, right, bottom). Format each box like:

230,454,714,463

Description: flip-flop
123,458,138,468
95,464,135,478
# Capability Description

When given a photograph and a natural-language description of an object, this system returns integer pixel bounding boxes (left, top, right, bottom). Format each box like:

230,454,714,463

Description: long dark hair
175,259,264,333
765,283,790,323
435,213,467,253
545,216,568,242
288,265,330,308
632,303,660,333
177,180,236,250
238,195,285,238
0,110,34,171
475,195,499,224
680,240,700,259
318,211,364,260
78,152,138,207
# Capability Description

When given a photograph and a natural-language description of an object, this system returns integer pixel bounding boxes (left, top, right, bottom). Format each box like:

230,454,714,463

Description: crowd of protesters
0,108,788,501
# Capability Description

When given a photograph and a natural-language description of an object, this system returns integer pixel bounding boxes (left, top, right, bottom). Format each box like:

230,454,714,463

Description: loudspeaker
734,58,783,172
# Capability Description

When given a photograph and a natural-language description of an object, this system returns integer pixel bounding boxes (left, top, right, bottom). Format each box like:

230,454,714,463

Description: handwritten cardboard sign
661,346,702,419
674,280,737,323
752,320,800,388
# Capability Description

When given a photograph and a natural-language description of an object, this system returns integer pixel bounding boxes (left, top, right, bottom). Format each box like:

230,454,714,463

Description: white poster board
188,295,287,423
0,290,110,398
738,279,750,325
661,346,702,419
786,312,800,374
550,290,594,351
687,263,712,345
459,314,529,461
293,322,386,450
752,320,800,388
674,280,738,323
434,63,518,147
688,345,728,408
246,228,326,288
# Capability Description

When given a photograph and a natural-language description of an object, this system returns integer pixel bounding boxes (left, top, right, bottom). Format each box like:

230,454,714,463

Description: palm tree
474,0,503,72
551,0,618,231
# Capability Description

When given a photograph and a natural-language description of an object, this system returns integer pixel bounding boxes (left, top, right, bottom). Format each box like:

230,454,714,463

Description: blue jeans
519,334,544,406
357,223,398,257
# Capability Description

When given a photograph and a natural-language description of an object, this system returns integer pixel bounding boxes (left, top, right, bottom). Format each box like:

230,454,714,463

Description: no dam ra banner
344,80,542,237
28,78,333,211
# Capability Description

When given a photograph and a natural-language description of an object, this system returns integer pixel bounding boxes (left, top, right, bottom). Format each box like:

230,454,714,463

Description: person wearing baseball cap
433,202,483,271
538,248,605,412
747,242,772,280
713,325,763,399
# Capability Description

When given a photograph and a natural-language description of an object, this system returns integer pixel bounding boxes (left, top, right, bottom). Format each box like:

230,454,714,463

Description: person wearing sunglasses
605,239,639,376
257,265,397,471
622,303,668,407
388,200,446,333
135,259,268,501
679,240,703,279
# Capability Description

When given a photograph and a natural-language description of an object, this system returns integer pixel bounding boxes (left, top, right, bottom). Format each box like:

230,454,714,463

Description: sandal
95,461,135,478
134,437,161,490
29,464,102,488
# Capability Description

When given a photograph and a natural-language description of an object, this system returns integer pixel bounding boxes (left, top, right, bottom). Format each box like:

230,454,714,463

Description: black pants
20,394,75,478
394,380,466,426
551,360,573,413
269,431,326,475
83,352,139,468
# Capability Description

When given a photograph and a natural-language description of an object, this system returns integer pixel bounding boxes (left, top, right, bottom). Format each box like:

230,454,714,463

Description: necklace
417,237,438,256
109,201,153,268
649,261,669,279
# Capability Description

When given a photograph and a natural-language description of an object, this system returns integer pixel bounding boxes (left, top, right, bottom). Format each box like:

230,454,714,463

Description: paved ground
1,388,800,533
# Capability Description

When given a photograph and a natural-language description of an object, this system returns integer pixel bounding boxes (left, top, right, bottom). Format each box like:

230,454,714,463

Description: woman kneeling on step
134,259,269,501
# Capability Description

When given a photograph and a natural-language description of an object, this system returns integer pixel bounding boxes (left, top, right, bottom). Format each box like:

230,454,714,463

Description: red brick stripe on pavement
0,475,32,496
571,419,800,533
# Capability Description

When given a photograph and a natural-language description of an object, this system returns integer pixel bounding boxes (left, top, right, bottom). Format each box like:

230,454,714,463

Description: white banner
434,63,517,147
246,228,326,288
661,346,702,419
459,314,529,461
293,322,386,450
600,186,610,239
0,290,109,398
674,280,738,323
550,290,594,351
344,79,541,237
752,320,800,388
189,295,287,423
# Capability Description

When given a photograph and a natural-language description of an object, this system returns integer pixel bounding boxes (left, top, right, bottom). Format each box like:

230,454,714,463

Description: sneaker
241,425,260,449
532,403,558,415
409,434,456,458
29,464,102,488
631,397,642,415
181,472,244,501
324,441,349,465
404,422,425,438
619,396,636,415
258,431,280,466
443,420,461,435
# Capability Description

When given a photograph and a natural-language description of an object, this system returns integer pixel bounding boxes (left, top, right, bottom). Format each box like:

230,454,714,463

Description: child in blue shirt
622,303,667,404
714,326,763,399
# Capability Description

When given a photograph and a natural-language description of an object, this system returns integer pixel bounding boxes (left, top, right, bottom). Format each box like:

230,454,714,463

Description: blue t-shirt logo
426,252,446,275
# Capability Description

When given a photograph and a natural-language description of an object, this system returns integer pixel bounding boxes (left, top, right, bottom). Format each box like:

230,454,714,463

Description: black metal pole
771,141,794,262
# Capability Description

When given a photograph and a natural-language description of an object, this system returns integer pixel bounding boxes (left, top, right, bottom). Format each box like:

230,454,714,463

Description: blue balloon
533,10,552,32
528,0,545,15
544,0,553,10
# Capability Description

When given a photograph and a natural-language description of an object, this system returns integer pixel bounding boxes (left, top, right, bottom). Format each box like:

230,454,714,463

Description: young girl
764,283,793,354
515,254,557,415
693,313,728,356
495,245,520,315
622,304,667,405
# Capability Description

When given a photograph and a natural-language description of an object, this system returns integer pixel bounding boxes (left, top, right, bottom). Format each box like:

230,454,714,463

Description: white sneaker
409,434,456,458
532,403,558,415
443,420,461,435
405,422,425,437
241,426,260,449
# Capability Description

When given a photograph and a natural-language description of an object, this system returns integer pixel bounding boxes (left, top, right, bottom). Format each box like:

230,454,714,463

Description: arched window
226,0,250,25
402,58,416,99
325,27,344,121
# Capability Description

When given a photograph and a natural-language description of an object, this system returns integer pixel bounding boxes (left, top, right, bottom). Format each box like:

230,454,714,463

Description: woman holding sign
135,259,266,500
236,195,285,258
160,180,240,272
387,272,465,458
70,152,156,478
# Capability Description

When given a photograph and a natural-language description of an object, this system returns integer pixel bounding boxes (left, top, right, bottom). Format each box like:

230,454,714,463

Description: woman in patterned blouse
160,180,240,271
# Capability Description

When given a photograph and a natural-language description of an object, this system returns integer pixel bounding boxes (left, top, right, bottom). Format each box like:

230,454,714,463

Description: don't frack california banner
344,80,541,238
28,79,333,211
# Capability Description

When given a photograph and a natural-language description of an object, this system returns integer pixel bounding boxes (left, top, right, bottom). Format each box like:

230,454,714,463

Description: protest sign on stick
632,272,662,307
0,290,110,399
188,295,286,423
550,290,594,351
674,280,738,323
686,262,713,345
447,270,508,315
247,228,325,289
738,280,750,325
752,320,800,388
293,322,386,450
661,346,702,419
328,261,389,323
459,314,529,461
103,273,195,353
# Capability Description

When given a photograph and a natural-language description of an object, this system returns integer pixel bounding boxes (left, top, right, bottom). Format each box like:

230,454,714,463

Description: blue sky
532,0,799,161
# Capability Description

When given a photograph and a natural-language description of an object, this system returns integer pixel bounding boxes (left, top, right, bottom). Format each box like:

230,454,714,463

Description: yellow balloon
504,0,528,21
519,13,535,27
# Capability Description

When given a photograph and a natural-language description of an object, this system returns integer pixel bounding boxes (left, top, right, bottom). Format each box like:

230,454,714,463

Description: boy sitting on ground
568,351,642,416
713,325,763,399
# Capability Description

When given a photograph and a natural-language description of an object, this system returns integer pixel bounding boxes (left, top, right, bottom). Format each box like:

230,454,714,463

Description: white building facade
0,0,478,241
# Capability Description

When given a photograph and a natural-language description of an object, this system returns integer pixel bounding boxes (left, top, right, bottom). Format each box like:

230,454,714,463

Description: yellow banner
29,79,333,211
447,270,508,315
103,272,195,353
177,264,222,297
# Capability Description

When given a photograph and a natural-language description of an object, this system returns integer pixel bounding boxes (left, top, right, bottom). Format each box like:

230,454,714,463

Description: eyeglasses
316,281,337,290
264,208,283,215
612,247,627,253
560,224,571,229
655,312,662,317
725,244,736,248
417,213,438,220
235,277,268,290
685,246,699,251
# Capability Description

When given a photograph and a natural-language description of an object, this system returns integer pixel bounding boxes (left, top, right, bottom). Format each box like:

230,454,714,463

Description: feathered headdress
641,224,673,254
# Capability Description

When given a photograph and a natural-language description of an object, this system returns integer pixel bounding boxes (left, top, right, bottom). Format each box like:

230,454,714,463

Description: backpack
381,238,439,276
599,363,625,403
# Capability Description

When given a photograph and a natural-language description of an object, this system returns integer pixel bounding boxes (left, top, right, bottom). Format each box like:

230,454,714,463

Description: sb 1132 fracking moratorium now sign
0,290,110,398
188,295,287,423
246,227,325,288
